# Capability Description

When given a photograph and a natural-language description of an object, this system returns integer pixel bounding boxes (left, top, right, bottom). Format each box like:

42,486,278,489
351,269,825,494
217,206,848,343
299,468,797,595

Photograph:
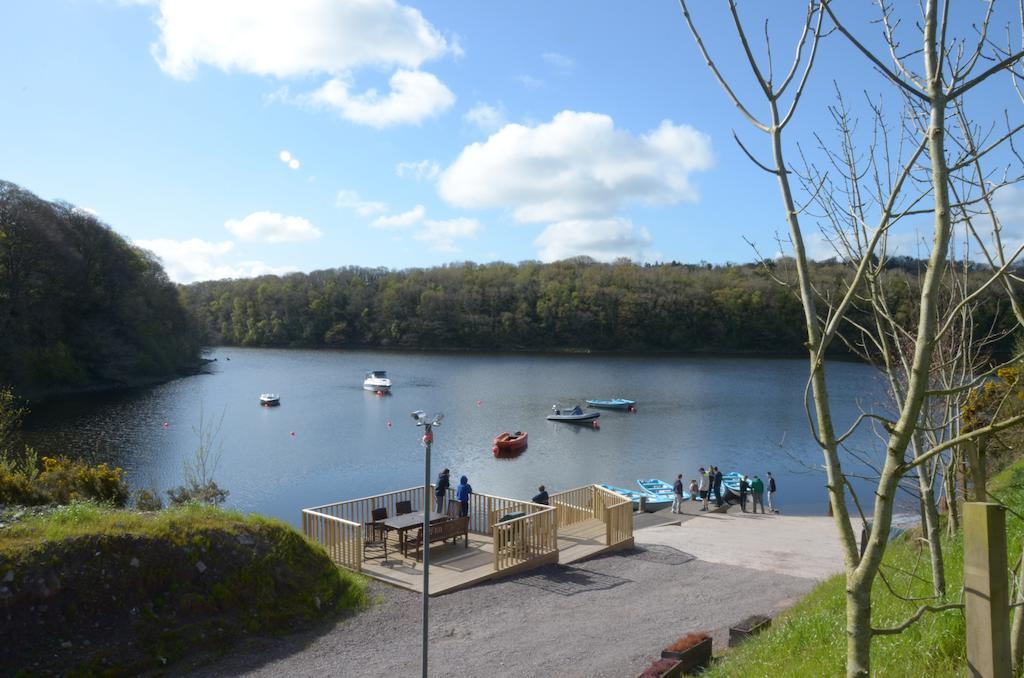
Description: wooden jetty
302,484,634,596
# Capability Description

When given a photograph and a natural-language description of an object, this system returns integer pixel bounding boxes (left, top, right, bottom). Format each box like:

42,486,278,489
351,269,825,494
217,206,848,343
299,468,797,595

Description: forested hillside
181,258,1012,355
0,181,199,396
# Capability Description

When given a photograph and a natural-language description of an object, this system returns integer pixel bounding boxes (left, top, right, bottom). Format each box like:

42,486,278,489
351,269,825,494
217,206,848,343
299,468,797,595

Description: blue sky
1,1,1020,282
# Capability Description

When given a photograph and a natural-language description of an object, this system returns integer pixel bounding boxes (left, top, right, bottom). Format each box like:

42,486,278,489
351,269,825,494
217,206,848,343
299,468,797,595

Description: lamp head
411,410,426,426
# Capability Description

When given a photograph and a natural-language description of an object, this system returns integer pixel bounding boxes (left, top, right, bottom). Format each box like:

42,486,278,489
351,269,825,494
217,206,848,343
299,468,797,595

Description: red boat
493,431,528,456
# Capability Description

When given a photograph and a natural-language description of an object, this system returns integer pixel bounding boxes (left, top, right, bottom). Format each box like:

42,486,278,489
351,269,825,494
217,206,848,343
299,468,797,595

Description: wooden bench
407,516,470,560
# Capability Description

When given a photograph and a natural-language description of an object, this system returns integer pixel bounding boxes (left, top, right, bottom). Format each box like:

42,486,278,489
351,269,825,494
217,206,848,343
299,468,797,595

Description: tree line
0,181,200,397
181,256,1014,355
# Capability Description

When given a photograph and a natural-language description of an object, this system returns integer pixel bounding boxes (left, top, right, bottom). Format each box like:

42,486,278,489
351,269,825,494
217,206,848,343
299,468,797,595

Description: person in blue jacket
455,475,473,517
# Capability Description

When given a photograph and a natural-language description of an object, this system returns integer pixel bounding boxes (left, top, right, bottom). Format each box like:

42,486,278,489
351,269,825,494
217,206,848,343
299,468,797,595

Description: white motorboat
363,370,392,393
259,393,280,406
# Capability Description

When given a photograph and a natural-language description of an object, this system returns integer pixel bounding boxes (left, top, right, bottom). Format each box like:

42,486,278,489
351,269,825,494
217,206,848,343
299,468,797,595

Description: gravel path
194,526,825,678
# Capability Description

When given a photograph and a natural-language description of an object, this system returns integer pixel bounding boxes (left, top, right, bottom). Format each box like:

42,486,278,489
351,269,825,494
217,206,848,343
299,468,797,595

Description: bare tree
679,1,1024,675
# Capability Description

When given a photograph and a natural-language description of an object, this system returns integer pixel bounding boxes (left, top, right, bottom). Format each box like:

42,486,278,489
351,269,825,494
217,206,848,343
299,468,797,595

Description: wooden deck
360,517,630,596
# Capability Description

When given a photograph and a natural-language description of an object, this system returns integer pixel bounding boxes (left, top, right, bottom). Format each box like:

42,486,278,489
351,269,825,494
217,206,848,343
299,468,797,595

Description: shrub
37,456,129,506
167,479,229,507
133,488,164,511
665,631,710,653
639,658,678,678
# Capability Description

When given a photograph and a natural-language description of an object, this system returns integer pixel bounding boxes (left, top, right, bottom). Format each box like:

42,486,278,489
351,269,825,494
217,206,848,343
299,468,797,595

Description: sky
1,1,1022,283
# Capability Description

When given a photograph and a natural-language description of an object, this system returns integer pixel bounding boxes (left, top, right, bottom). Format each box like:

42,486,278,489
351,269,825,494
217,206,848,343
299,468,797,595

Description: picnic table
382,511,446,559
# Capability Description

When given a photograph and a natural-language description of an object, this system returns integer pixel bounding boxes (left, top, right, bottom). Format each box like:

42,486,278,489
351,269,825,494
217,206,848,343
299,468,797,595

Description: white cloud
534,218,652,262
542,51,575,72
373,205,425,229
151,0,452,79
463,102,506,132
414,217,481,252
336,189,389,216
224,211,322,242
135,237,293,282
440,110,713,223
306,69,454,127
278,149,301,169
396,159,440,181
146,0,457,127
516,74,543,88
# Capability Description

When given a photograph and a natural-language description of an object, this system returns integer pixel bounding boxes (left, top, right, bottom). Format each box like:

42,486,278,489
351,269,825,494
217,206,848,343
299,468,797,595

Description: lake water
22,348,891,523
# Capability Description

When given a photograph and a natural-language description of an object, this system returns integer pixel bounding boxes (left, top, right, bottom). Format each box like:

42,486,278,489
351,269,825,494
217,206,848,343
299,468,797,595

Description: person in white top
698,467,710,512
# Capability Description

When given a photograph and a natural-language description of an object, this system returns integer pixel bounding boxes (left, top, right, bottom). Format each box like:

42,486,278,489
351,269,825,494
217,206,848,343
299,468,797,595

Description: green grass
704,462,1024,677
3,501,287,551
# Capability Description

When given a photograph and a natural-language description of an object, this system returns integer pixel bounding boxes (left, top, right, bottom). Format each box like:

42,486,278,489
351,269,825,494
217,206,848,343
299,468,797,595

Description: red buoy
592,420,600,429
290,431,296,437
387,420,392,428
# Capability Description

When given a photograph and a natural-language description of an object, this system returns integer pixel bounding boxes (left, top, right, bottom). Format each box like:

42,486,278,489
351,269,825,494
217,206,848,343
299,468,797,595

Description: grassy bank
0,502,367,674
705,461,1024,676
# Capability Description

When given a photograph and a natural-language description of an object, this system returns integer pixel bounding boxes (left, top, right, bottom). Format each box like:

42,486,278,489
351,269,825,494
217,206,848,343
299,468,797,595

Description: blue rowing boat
598,483,671,511
721,471,743,498
637,478,691,501
585,398,636,410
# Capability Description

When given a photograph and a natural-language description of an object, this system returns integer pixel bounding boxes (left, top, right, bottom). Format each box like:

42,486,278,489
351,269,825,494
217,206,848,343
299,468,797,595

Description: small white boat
259,393,280,407
547,404,600,423
363,370,392,393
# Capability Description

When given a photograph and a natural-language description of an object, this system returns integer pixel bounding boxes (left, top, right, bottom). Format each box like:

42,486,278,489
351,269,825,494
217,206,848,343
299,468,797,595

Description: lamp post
411,409,443,678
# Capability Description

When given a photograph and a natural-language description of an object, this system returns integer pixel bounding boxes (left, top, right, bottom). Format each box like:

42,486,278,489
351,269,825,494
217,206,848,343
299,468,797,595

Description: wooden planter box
659,637,712,674
728,615,771,647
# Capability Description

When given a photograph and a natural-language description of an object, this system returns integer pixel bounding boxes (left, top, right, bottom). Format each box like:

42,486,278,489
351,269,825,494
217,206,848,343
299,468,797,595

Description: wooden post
964,502,1011,678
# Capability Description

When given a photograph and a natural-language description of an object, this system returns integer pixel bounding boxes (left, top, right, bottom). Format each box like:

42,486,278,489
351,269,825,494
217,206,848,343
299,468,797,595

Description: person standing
713,466,724,507
767,471,778,513
738,475,750,513
532,485,549,505
751,474,766,514
434,468,450,514
455,475,473,517
672,474,685,514
698,467,710,511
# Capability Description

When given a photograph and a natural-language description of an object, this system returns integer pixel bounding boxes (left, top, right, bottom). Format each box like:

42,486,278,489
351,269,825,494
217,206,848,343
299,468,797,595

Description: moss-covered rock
0,504,366,674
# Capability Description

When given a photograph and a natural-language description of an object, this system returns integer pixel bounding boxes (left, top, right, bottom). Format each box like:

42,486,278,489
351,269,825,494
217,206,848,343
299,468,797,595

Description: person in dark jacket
738,475,750,512
455,475,472,517
672,474,685,514
532,485,549,505
767,471,778,513
713,467,724,507
434,468,450,514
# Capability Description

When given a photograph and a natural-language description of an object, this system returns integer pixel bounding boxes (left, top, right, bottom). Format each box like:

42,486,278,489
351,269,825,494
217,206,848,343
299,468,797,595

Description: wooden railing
549,485,596,527
595,485,633,547
444,487,548,536
302,509,363,572
305,485,427,527
304,483,629,575
492,506,558,572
